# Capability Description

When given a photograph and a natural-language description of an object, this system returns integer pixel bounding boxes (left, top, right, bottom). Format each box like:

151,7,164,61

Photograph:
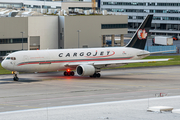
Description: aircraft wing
65,58,171,68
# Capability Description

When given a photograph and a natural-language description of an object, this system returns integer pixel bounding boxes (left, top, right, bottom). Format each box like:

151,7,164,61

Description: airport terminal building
101,0,180,36
1,0,180,37
0,14,128,57
59,15,127,49
0,0,93,10
0,16,58,56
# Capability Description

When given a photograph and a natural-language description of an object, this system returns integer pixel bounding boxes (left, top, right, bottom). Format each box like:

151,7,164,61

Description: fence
145,45,177,53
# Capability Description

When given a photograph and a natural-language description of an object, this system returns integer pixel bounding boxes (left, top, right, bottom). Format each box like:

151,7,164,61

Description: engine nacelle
76,65,95,76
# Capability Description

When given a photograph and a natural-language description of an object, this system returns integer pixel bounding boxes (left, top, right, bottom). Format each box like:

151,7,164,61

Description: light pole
20,32,25,50
77,30,81,48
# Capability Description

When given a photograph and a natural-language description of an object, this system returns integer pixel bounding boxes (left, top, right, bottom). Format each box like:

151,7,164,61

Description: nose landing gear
12,71,19,81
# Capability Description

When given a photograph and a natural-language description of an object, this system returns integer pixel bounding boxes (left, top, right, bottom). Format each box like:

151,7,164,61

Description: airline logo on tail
137,29,147,40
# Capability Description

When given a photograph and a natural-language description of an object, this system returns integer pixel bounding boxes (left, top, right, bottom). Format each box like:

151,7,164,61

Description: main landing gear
64,71,75,76
90,73,101,78
12,71,19,81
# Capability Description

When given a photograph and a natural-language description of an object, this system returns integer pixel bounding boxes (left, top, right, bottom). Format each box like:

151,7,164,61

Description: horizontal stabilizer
137,50,176,56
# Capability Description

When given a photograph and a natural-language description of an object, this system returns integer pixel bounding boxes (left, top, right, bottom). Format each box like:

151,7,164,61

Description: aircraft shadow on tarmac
38,75,162,81
97,77,162,81
0,78,41,84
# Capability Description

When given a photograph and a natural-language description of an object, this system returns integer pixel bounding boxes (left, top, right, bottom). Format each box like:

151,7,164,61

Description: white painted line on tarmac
1,96,180,115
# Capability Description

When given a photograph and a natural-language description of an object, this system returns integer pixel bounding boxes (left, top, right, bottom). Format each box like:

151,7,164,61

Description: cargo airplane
1,15,171,81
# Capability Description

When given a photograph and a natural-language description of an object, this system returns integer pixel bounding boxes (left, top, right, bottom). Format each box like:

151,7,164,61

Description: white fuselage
1,47,149,72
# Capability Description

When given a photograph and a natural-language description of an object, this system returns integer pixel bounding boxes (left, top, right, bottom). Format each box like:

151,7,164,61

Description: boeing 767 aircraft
1,15,171,81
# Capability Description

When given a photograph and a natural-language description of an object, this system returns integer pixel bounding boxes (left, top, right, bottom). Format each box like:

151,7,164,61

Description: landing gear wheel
70,71,74,76
90,73,101,78
64,71,67,76
93,73,97,78
64,71,74,76
13,74,19,81
96,73,101,78
13,76,19,81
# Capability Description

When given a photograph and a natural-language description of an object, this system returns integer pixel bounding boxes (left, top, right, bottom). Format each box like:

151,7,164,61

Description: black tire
96,73,101,78
13,77,19,81
70,71,74,76
64,71,67,76
93,73,97,78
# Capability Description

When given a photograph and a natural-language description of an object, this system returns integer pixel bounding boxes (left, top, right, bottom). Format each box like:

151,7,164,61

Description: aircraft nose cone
1,60,6,69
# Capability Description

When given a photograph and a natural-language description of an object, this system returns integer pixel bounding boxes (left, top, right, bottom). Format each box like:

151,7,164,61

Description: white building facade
0,0,93,10
101,0,180,36
0,16,58,57
0,14,128,57
59,15,128,49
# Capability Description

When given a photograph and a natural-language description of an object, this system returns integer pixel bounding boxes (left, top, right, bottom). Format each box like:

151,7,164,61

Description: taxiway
0,66,180,119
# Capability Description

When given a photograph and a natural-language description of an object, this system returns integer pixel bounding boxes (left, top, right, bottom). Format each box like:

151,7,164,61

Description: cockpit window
6,57,16,60
6,57,10,60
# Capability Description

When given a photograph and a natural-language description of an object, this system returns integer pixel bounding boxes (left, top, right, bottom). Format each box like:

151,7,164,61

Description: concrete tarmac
1,96,180,120
0,66,180,119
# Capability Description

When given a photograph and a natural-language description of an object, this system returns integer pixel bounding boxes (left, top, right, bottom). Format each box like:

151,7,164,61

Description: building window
0,38,27,44
60,33,62,40
136,16,144,19
103,2,180,6
0,50,17,56
101,24,128,29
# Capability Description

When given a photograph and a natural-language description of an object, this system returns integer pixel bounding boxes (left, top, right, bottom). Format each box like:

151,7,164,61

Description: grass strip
0,55,180,75
0,63,12,74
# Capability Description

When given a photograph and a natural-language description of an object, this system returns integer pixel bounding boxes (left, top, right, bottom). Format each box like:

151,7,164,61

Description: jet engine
76,65,95,76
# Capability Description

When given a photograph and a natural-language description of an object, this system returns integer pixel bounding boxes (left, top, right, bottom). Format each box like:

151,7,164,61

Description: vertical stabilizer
126,14,153,50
